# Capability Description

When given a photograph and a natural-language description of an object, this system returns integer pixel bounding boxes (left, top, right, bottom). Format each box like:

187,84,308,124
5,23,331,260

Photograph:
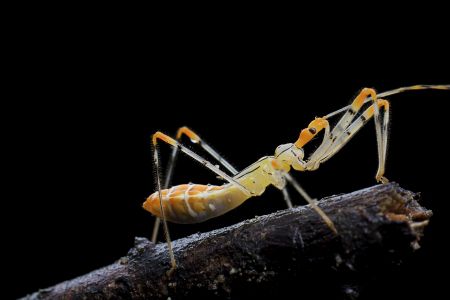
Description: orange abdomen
143,183,240,224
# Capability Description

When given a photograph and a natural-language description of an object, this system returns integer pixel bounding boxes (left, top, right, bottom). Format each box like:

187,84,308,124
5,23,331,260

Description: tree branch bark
22,183,432,299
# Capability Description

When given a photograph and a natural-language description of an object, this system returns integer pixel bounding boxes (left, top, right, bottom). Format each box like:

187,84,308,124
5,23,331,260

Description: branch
22,183,431,299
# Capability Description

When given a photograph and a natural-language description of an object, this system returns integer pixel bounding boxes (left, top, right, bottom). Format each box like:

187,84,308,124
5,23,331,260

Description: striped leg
309,99,391,182
303,88,377,170
293,87,390,183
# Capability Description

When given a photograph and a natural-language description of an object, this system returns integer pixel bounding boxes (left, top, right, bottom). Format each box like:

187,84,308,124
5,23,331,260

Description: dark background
5,19,450,299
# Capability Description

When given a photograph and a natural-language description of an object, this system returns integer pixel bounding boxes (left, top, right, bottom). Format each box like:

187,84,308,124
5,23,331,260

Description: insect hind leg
151,130,255,273
152,138,177,274
152,126,241,242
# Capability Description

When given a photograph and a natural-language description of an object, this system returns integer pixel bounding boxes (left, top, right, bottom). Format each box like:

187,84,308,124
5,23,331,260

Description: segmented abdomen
143,183,248,224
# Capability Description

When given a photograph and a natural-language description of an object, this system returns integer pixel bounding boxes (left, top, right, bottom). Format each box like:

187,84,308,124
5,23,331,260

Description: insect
143,84,450,274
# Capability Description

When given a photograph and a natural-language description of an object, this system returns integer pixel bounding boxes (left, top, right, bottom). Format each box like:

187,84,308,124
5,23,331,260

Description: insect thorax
236,157,287,195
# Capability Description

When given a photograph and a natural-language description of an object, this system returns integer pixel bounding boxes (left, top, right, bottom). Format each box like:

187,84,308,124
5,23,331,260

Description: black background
5,19,450,299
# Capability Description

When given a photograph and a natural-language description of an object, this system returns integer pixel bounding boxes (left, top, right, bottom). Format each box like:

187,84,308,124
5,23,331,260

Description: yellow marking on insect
170,190,184,197
176,126,201,142
152,131,177,146
271,159,281,169
434,85,450,90
308,118,328,129
170,197,185,216
294,129,314,148
210,186,224,191
377,99,390,109
189,185,208,194
365,99,390,118
143,184,236,222
295,118,329,148
190,197,206,213
352,88,376,110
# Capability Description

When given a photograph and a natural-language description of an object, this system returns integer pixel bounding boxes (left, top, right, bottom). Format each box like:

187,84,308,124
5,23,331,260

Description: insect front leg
309,99,391,183
302,88,377,169
294,88,391,183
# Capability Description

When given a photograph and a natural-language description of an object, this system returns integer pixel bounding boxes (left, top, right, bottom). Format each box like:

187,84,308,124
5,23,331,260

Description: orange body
143,183,250,224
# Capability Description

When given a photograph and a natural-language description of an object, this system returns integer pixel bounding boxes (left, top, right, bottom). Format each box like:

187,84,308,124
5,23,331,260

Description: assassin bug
143,84,450,273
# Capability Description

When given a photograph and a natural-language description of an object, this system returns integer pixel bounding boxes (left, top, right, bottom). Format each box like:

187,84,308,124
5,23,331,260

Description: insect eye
308,128,317,134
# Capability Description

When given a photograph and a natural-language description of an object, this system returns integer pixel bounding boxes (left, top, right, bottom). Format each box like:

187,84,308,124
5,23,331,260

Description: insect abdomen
143,183,249,224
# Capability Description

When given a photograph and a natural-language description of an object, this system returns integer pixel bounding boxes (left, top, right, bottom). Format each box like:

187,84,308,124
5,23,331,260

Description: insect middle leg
284,173,337,233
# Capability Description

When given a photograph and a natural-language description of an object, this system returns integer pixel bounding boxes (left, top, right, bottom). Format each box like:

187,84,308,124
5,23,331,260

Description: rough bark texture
22,183,431,299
